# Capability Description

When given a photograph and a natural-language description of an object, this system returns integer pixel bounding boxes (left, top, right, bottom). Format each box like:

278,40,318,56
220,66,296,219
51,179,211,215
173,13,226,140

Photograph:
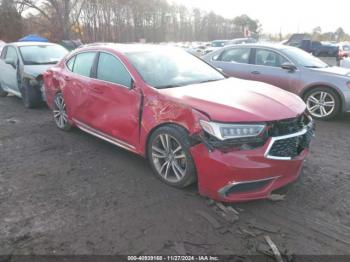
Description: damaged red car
43,44,314,202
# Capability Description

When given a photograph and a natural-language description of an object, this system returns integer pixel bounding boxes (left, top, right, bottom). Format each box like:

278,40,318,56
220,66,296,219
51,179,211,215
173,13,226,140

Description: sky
171,0,349,35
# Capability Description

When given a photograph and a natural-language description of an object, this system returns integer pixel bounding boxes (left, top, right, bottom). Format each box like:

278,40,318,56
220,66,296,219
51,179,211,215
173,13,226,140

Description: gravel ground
0,95,350,259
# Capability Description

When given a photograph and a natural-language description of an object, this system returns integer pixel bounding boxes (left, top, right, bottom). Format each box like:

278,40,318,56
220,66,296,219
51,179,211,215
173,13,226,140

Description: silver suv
203,44,350,120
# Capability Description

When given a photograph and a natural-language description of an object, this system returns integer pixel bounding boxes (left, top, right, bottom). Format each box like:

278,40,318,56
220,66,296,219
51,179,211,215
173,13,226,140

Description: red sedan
43,44,314,202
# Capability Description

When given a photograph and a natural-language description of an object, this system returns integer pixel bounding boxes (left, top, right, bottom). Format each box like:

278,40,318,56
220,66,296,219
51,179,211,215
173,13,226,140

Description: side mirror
5,58,16,69
281,63,297,72
216,67,229,78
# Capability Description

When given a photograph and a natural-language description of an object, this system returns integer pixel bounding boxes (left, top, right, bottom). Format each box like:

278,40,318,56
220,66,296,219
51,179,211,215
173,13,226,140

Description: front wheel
304,87,340,120
53,93,72,131
147,125,197,188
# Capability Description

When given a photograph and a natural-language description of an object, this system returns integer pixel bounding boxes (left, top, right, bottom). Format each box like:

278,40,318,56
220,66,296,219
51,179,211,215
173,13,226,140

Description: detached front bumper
190,125,313,202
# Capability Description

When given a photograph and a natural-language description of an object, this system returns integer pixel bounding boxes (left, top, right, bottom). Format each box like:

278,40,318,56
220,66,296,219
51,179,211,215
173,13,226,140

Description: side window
73,52,96,77
217,48,250,63
255,49,289,67
66,56,76,71
0,47,7,59
5,47,18,61
97,52,132,88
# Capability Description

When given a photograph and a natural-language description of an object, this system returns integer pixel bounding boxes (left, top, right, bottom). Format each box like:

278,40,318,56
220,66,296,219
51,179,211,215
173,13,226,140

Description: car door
84,52,141,149
63,51,97,124
209,47,252,80
249,48,301,93
1,46,20,93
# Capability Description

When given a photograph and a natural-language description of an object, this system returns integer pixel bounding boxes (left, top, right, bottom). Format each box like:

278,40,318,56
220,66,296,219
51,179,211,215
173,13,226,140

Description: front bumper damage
190,117,315,202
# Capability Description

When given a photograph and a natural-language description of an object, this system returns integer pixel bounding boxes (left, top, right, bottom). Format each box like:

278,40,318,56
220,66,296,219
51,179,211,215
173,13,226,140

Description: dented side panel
137,88,207,155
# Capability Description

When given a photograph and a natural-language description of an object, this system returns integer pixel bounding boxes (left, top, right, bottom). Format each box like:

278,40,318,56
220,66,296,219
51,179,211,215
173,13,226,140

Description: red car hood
159,78,306,122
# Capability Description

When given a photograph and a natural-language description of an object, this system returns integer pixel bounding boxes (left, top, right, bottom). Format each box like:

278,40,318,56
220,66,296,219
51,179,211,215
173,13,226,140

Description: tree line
0,0,261,43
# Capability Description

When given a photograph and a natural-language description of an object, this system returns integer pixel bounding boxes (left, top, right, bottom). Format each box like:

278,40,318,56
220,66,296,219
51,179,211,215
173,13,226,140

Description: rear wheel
304,87,340,120
147,125,196,188
0,83,8,97
53,93,72,131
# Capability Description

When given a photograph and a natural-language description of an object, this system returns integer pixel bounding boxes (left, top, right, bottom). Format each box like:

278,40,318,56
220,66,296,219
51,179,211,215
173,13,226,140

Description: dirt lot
1,95,350,259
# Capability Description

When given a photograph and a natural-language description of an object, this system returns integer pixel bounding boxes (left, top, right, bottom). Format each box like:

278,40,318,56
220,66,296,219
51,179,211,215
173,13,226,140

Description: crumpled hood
24,65,55,78
312,66,350,77
159,78,306,122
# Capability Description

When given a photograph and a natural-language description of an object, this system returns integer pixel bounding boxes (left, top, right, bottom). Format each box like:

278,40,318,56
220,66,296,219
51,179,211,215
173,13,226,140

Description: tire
21,82,42,108
304,87,341,120
53,93,72,131
147,125,197,188
0,83,8,97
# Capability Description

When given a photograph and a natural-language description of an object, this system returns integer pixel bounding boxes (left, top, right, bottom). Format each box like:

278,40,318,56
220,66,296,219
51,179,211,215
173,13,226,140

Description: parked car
211,40,231,48
186,45,208,57
295,40,339,57
206,39,258,55
203,44,350,120
44,44,314,202
229,38,257,45
0,42,68,108
284,35,339,57
205,40,231,54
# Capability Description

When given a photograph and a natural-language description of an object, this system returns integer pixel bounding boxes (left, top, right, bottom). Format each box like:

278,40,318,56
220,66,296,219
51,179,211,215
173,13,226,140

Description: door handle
64,76,71,81
251,71,261,75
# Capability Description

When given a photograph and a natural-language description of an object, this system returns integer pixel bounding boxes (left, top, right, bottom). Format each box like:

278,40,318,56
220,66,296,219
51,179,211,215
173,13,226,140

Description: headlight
200,120,266,140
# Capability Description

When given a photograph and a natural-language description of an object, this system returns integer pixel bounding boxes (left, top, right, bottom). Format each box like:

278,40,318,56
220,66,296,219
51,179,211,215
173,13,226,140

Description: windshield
282,47,328,68
19,45,68,65
212,41,227,47
126,48,225,89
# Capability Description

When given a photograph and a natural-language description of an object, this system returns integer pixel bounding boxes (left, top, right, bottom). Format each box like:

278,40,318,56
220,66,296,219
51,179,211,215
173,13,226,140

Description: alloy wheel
151,134,187,183
306,91,335,118
53,94,68,129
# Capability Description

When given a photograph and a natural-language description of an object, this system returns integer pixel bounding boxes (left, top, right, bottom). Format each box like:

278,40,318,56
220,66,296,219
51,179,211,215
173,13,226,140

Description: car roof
7,42,60,47
224,43,291,50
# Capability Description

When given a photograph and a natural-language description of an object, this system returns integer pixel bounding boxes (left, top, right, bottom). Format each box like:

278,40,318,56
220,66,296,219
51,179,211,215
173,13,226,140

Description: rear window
217,48,250,63
72,52,96,77
96,52,132,88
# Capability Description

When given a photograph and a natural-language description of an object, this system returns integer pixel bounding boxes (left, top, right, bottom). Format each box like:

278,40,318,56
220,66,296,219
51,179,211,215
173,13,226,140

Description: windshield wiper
25,61,59,65
44,61,59,65
156,79,223,89
305,65,328,68
199,79,222,84
156,84,183,89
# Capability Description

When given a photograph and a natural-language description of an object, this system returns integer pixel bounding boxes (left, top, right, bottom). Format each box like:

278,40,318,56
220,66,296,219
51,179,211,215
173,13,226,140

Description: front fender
138,92,209,156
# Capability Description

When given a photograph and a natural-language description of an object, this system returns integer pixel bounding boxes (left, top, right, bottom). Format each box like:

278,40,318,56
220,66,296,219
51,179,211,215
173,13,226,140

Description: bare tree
13,0,263,43
0,0,23,41
17,0,86,40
